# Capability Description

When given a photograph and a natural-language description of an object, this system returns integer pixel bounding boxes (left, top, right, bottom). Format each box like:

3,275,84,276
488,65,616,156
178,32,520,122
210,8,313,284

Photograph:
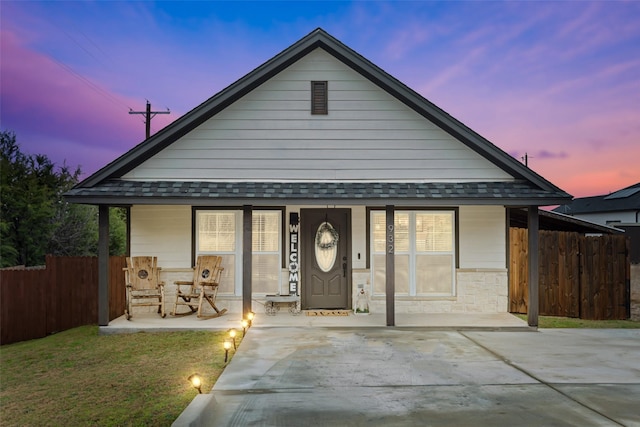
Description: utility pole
129,101,170,139
521,152,530,167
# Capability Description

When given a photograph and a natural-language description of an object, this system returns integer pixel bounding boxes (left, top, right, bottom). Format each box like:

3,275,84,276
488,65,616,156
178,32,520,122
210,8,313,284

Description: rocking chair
172,255,228,319
124,256,166,320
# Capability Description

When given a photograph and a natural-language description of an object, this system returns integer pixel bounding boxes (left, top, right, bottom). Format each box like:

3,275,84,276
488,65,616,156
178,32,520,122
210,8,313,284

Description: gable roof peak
73,28,570,201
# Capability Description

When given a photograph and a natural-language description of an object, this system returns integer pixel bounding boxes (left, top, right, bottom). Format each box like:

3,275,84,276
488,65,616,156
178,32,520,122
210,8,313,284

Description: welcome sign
289,212,299,295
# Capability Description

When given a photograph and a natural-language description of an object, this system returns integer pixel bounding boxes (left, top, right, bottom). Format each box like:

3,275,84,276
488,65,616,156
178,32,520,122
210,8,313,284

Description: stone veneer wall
127,265,636,319
131,269,509,317
367,269,509,314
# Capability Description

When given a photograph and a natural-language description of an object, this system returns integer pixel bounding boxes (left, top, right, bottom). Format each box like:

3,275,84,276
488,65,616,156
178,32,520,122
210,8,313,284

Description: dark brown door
301,208,350,309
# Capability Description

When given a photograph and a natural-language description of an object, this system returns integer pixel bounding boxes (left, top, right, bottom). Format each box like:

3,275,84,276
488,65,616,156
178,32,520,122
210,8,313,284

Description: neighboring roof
510,208,624,234
64,180,570,207
617,224,640,263
554,182,640,215
68,28,570,205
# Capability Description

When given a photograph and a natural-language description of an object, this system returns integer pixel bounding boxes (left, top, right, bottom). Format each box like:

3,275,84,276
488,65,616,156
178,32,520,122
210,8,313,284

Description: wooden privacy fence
510,228,630,320
0,255,126,345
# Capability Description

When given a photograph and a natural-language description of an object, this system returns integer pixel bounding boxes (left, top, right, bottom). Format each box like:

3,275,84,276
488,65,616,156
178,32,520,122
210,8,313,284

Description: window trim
368,208,459,297
194,209,243,294
250,210,283,296
366,207,459,269
192,206,286,295
192,206,285,267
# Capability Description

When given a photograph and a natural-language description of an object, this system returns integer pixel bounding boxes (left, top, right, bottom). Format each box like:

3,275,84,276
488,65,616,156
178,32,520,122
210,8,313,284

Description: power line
60,27,111,71
47,20,172,137
48,54,132,112
129,101,170,139
47,19,133,111
52,21,170,125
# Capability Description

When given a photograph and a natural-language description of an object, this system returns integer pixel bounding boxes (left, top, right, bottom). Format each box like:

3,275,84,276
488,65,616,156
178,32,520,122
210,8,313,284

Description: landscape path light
247,311,255,326
223,339,232,363
228,328,238,349
241,319,249,336
188,373,202,394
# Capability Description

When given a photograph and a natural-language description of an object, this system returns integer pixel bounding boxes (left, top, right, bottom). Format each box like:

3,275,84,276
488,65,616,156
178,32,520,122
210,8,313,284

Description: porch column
243,205,253,317
98,205,110,326
386,205,395,326
527,206,539,327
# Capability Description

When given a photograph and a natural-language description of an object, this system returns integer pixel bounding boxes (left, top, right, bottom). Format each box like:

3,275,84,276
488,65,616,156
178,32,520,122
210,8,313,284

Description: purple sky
2,1,639,198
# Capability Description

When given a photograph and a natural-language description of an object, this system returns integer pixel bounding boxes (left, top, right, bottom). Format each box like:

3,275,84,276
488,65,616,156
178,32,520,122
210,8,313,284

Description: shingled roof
66,28,571,206
554,182,640,215
65,180,570,206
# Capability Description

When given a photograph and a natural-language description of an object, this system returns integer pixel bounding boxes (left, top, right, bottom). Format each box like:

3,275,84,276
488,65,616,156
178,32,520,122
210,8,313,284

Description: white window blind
252,211,281,294
198,212,236,252
371,211,455,296
196,211,239,294
196,210,281,295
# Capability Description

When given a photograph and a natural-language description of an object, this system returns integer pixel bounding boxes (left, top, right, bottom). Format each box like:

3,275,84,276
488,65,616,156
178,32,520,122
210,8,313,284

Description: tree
1,131,126,267
48,201,98,257
108,208,127,256
1,131,66,266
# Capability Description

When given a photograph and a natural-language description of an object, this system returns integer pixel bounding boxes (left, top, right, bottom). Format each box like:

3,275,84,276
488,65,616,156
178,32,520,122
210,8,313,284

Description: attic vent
311,81,328,115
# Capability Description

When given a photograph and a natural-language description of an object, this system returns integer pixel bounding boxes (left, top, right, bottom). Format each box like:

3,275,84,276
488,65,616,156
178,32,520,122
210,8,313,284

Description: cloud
537,150,568,160
383,24,432,60
0,28,157,176
1,0,638,199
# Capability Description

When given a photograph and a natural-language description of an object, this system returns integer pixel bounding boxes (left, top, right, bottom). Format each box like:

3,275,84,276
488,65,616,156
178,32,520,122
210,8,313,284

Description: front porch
100,311,531,334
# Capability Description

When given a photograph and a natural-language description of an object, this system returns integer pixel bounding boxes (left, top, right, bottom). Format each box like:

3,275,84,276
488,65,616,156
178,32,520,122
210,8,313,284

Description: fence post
527,207,539,327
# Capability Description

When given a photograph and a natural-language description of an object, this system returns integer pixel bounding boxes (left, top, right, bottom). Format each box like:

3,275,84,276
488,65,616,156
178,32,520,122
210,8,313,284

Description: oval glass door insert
315,222,339,272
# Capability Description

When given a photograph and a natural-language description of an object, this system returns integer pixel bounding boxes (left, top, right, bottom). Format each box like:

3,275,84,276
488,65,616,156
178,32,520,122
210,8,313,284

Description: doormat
305,310,350,316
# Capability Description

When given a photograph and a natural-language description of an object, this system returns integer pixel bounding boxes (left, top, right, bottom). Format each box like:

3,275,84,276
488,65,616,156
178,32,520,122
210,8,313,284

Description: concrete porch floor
100,310,531,334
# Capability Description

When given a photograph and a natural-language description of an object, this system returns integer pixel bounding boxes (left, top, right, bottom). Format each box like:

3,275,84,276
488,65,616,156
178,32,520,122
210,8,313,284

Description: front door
301,208,351,309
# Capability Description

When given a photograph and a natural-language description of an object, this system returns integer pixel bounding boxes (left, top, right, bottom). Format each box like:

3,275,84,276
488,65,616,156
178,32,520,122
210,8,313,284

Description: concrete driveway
175,328,640,426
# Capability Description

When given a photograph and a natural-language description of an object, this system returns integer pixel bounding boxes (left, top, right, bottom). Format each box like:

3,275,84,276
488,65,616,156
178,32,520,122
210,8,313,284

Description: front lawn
516,315,640,328
0,326,240,426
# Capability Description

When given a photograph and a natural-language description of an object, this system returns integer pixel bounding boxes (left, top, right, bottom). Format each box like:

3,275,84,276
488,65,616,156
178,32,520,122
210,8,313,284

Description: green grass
0,326,241,426
515,314,640,328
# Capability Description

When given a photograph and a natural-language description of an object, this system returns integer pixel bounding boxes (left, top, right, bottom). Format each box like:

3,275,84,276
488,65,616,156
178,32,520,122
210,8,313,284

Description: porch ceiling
65,180,571,207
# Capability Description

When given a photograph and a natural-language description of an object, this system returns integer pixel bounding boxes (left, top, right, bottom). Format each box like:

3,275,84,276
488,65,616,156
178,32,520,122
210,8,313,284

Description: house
554,184,640,315
553,182,640,227
65,28,571,327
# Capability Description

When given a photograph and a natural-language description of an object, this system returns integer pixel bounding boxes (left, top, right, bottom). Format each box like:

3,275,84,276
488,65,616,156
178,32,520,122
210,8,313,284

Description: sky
1,1,639,199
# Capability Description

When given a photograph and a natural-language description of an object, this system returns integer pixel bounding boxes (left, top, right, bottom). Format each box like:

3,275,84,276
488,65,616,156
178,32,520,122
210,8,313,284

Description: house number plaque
387,224,394,254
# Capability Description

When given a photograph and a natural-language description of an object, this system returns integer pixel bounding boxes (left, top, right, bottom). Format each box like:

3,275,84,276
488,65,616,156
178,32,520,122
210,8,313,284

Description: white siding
351,206,367,270
458,206,506,269
130,205,191,268
574,211,638,226
124,49,513,183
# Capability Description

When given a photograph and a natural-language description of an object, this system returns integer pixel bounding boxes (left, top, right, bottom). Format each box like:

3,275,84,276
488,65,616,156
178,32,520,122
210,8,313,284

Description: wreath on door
315,222,339,249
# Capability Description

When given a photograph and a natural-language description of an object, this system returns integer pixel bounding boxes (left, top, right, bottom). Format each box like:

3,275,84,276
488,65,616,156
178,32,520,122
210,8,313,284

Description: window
196,210,282,295
197,211,238,294
371,210,456,296
311,81,328,114
252,211,281,294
